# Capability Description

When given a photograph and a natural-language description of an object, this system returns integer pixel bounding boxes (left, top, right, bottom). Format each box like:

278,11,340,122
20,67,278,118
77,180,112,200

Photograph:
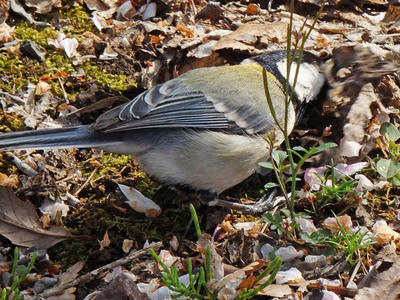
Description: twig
347,259,361,288
0,90,25,105
6,152,38,176
73,167,98,197
36,242,163,298
58,78,69,104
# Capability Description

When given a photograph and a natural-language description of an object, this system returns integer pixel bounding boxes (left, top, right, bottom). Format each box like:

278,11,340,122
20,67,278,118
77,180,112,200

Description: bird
0,50,325,213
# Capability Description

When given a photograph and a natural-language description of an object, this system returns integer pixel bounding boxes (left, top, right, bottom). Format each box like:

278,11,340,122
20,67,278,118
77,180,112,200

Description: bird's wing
92,64,287,134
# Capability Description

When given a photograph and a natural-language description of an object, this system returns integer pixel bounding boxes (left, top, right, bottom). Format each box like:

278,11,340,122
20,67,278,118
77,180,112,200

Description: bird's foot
207,189,283,215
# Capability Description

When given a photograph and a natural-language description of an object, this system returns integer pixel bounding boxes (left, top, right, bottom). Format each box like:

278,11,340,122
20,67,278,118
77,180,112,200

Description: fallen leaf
122,239,133,253
213,22,287,54
372,220,400,246
46,261,85,300
356,261,400,300
98,230,111,251
245,4,260,15
275,267,304,284
25,0,61,14
39,213,51,229
322,215,352,233
39,198,69,220
238,275,256,290
176,24,194,38
118,184,161,217
35,81,50,96
259,284,292,297
0,173,18,186
0,187,82,248
198,234,224,280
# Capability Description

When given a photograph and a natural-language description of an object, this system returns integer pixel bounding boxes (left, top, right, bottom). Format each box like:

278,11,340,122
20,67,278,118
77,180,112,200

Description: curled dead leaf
122,239,133,254
322,215,352,233
372,220,400,247
118,184,161,217
245,4,260,15
0,187,83,248
0,173,18,186
98,230,111,251
176,24,194,38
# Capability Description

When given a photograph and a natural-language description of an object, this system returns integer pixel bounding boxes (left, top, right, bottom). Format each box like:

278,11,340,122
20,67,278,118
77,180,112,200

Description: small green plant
150,247,213,299
375,122,400,185
150,204,282,299
237,256,282,300
263,208,312,236
326,219,374,266
314,163,357,205
260,142,336,230
263,212,285,235
300,217,374,266
299,228,332,245
260,0,329,229
1,247,37,300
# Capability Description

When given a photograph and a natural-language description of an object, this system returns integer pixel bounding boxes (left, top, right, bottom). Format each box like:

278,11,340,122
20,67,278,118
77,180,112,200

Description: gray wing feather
92,65,282,134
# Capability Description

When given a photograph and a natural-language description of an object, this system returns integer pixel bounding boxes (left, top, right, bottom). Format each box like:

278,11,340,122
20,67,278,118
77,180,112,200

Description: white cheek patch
277,59,325,103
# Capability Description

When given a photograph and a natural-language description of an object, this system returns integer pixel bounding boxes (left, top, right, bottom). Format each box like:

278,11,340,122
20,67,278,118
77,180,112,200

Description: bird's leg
205,189,283,215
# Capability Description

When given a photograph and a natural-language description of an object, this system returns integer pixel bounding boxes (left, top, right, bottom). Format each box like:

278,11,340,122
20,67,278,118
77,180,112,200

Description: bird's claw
208,189,283,215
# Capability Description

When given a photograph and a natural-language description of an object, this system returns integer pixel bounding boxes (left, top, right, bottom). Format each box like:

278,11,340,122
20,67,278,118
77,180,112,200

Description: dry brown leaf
119,184,161,218
39,213,51,229
0,172,18,186
316,35,330,48
245,4,260,15
122,239,133,254
46,261,85,300
25,0,61,14
383,5,400,23
176,24,194,38
213,22,287,54
198,234,224,280
238,275,256,290
195,2,224,21
84,0,111,11
98,230,111,251
0,187,82,248
259,284,292,297
322,215,352,233
373,220,400,247
356,261,400,300
208,260,268,292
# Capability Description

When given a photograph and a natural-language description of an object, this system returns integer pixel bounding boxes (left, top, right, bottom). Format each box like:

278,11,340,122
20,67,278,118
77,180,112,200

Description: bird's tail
0,125,111,151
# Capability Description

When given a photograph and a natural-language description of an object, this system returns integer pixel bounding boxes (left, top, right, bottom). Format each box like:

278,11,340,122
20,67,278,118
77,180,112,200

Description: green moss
61,6,95,36
14,21,59,47
0,111,27,132
82,63,136,91
14,6,94,44
79,153,132,178
0,54,35,92
6,6,135,97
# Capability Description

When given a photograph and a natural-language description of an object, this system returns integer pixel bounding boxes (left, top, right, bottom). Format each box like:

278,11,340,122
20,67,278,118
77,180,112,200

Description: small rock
33,276,59,294
20,40,46,62
2,271,11,288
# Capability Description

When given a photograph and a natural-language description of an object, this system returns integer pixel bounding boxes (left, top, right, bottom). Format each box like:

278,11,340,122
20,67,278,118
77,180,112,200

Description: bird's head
242,50,325,119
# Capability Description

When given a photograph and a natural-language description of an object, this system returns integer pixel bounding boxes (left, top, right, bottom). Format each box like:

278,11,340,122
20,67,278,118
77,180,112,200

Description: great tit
0,50,324,208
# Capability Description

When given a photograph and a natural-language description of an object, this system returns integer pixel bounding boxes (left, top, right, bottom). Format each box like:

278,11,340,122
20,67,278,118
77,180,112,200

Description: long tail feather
0,126,108,151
